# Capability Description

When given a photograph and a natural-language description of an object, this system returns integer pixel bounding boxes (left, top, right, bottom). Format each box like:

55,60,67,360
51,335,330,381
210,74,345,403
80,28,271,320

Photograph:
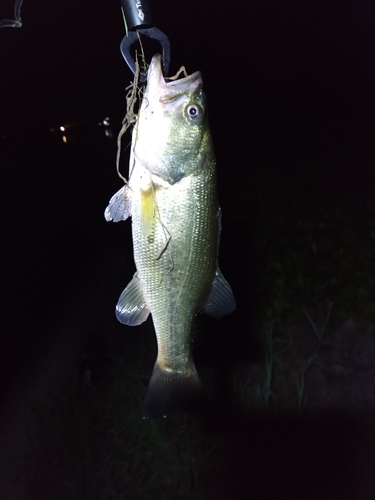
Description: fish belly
130,161,217,417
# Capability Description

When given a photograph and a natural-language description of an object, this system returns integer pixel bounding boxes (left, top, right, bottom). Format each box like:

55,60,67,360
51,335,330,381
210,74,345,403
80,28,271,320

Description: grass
20,162,375,498
22,321,220,500
256,201,375,327
296,304,332,411
231,191,375,414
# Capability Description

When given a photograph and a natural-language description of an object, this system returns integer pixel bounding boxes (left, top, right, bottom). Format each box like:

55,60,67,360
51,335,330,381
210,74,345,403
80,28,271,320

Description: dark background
1,0,375,389
1,2,375,498
1,0,375,398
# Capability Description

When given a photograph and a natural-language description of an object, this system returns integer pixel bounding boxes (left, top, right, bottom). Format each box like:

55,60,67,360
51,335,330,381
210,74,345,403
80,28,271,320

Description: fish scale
105,54,235,418
132,169,218,372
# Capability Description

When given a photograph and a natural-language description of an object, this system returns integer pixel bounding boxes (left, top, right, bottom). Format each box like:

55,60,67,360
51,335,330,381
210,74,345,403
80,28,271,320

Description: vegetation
22,163,375,498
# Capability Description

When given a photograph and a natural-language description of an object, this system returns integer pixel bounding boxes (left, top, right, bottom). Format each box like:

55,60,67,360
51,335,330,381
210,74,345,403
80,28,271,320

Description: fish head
134,54,212,184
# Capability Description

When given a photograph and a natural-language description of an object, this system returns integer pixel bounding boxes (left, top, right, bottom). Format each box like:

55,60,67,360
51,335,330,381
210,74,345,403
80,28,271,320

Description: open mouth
147,54,202,98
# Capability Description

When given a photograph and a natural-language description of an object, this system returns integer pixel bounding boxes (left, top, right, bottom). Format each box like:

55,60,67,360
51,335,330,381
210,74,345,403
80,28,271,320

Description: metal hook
119,0,171,81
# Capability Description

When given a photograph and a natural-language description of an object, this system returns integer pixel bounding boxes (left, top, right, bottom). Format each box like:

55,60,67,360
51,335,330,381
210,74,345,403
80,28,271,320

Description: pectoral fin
202,268,236,318
104,185,132,222
115,273,150,326
140,186,155,243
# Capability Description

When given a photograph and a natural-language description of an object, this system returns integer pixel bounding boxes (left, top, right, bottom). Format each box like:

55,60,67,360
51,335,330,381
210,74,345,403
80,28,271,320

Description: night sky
1,1,375,395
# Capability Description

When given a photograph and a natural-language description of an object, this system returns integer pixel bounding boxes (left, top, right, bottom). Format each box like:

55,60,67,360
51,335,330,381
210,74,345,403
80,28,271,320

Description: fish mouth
146,54,202,102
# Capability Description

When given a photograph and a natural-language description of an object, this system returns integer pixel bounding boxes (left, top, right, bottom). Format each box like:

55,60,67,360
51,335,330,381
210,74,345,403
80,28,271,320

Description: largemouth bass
105,54,235,418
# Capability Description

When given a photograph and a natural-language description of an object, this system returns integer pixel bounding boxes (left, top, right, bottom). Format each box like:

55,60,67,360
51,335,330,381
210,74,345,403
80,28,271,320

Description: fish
105,54,235,418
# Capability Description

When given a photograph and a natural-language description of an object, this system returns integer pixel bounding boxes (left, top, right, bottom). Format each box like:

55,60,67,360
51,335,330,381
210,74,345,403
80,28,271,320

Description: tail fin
143,362,206,419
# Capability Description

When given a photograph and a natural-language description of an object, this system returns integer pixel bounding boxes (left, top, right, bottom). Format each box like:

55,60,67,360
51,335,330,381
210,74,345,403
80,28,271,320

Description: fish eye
187,104,201,120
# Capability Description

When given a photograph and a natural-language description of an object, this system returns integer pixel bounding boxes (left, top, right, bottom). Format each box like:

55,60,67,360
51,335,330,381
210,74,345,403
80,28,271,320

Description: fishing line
117,43,174,273
116,39,147,184
0,0,24,28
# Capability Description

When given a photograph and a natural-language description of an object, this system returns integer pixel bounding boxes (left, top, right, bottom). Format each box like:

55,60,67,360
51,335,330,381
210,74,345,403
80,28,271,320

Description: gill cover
133,54,209,184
